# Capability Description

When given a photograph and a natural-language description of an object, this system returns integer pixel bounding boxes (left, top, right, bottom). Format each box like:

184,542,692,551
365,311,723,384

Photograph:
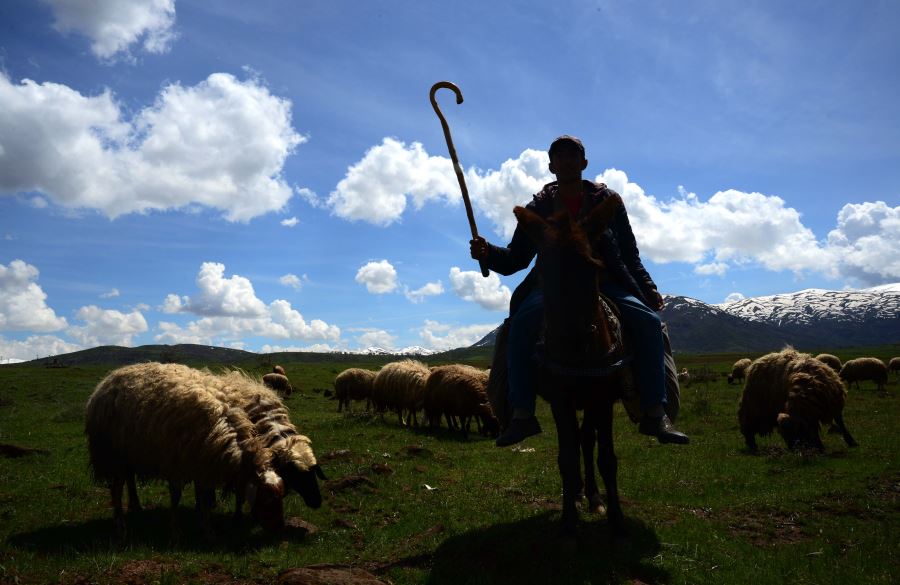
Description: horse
512,193,628,540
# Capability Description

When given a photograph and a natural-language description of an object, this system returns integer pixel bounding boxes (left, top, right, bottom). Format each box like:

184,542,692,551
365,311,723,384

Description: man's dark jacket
484,180,659,316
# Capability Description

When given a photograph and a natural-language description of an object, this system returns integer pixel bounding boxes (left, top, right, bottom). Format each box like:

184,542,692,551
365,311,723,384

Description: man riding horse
470,135,689,447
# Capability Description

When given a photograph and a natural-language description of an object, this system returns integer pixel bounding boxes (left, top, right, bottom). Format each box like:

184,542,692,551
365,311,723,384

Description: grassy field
0,347,897,584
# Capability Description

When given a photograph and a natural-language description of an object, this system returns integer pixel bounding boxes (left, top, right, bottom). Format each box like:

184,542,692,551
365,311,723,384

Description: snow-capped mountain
352,346,437,356
471,284,900,353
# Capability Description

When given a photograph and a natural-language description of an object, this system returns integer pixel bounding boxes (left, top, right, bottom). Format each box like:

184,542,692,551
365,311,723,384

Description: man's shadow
419,511,667,585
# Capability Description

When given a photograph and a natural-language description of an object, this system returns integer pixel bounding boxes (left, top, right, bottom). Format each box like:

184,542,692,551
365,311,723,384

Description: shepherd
469,135,689,447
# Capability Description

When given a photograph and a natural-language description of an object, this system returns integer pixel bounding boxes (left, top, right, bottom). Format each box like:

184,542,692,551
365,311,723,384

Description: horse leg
551,397,580,537
595,399,626,538
580,410,603,514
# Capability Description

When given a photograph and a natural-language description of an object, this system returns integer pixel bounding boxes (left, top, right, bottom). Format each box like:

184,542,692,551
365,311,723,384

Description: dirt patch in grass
324,475,377,494
723,507,807,546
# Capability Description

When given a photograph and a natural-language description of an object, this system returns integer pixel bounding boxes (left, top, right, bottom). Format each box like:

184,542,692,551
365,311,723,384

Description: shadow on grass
7,507,299,554
397,511,666,585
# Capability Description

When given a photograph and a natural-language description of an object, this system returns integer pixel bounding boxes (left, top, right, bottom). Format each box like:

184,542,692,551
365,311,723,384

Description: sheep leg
126,470,142,513
193,483,217,540
742,430,758,452
338,398,344,412
110,476,127,539
834,413,858,447
167,481,184,541
595,399,625,537
551,397,580,537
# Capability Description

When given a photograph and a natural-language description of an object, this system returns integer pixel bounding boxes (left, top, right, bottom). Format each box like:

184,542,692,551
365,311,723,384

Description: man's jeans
506,283,666,415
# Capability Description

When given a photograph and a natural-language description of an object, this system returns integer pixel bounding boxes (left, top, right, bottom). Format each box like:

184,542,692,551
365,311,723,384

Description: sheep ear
313,464,327,480
514,206,548,246
581,193,622,239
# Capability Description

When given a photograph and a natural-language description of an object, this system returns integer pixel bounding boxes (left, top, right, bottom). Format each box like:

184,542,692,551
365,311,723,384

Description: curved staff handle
430,81,490,277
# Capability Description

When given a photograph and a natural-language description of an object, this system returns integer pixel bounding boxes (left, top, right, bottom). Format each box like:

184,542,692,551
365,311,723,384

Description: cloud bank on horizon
1,0,898,360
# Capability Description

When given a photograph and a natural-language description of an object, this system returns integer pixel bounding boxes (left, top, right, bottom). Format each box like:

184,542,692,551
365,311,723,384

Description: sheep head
247,469,285,532
280,461,327,509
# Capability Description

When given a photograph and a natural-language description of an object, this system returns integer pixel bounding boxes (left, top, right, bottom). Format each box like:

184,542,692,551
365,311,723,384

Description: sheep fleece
85,362,271,487
739,348,847,439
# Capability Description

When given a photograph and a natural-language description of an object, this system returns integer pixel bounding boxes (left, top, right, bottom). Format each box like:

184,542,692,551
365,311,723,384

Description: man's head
548,135,587,180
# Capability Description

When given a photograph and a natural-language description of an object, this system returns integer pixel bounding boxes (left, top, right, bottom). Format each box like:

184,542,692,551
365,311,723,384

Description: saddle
486,295,681,430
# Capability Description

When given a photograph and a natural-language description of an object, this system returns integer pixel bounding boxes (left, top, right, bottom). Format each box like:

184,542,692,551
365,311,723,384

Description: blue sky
1,0,898,360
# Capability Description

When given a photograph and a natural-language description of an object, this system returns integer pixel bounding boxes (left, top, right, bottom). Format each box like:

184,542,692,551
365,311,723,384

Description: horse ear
581,193,623,239
514,206,548,245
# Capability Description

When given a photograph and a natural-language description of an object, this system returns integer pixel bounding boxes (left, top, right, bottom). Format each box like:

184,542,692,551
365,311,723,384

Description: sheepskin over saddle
533,293,630,380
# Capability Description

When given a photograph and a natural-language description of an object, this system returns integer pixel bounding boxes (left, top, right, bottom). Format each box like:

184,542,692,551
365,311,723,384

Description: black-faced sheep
334,368,376,413
262,372,293,397
728,358,752,385
85,362,285,538
890,357,900,379
839,357,888,392
814,353,842,373
424,364,499,437
372,359,431,426
738,348,857,452
215,370,325,510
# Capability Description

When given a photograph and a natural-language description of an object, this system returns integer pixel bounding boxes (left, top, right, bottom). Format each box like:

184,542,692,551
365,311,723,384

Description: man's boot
639,414,689,444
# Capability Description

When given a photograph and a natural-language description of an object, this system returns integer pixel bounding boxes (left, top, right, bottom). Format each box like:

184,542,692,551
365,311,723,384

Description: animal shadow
7,507,295,553
420,511,666,585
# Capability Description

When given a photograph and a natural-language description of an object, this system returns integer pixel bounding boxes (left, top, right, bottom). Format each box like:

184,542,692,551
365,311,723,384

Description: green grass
0,348,898,584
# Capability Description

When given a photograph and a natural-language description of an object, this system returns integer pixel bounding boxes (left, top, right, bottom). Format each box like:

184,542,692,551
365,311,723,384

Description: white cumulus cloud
280,273,307,290
418,319,498,351
826,201,900,285
0,72,303,222
68,305,148,346
42,0,177,61
448,267,511,311
281,216,299,227
154,263,340,346
0,334,82,361
100,288,120,298
723,292,746,304
355,260,398,294
404,281,444,303
0,260,68,332
356,329,397,349
694,262,729,276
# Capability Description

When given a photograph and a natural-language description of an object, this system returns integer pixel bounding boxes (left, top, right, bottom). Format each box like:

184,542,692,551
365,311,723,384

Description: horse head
513,193,624,369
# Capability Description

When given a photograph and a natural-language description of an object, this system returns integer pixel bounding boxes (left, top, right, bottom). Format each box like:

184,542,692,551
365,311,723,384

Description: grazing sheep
262,372,293,397
424,364,499,437
85,362,285,538
215,370,325,509
676,368,691,386
890,357,900,379
738,348,857,451
372,360,431,426
334,368,376,413
273,365,286,376
839,357,888,392
727,358,752,385
815,353,842,373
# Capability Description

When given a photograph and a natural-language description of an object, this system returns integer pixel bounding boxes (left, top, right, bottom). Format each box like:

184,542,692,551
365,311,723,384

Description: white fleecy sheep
814,353,842,373
424,364,499,437
215,370,325,509
334,368,376,413
728,358,752,385
372,359,431,426
737,347,857,452
85,362,285,538
839,357,888,393
262,372,293,397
